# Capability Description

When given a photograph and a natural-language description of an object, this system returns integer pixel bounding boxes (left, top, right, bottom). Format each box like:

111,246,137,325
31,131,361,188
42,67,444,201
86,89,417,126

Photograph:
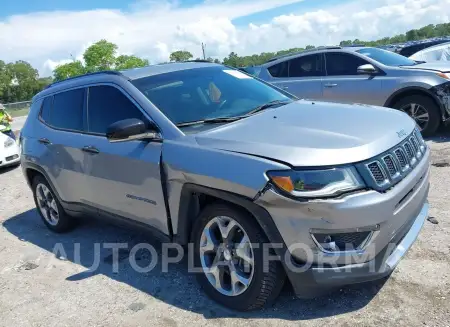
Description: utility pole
201,43,206,60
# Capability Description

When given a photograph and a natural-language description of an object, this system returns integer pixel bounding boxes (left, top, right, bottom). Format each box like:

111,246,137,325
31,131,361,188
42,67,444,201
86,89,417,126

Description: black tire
191,203,286,311
393,94,440,136
31,175,75,233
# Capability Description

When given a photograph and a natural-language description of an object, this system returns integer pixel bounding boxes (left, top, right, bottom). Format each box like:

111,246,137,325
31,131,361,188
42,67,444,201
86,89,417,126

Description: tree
305,45,315,50
51,40,149,81
83,39,118,72
115,55,149,70
169,50,193,62
406,29,419,41
53,61,85,82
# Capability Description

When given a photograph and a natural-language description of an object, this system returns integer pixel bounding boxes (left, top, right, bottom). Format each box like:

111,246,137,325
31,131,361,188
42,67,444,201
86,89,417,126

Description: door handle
324,83,338,88
82,146,100,154
38,138,51,145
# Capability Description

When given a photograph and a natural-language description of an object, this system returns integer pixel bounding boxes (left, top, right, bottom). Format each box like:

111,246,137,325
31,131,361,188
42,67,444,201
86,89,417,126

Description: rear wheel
393,94,440,136
32,175,75,233
191,203,285,311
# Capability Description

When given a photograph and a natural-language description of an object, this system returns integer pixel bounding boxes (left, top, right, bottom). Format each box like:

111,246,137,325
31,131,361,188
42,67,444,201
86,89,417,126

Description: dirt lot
1,134,449,327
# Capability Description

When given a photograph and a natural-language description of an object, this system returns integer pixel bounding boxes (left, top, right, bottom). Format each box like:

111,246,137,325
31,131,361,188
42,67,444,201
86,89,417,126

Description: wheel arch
174,183,286,249
384,86,446,120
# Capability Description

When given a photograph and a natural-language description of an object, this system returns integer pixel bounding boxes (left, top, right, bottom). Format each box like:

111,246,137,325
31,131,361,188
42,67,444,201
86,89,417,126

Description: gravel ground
0,133,449,327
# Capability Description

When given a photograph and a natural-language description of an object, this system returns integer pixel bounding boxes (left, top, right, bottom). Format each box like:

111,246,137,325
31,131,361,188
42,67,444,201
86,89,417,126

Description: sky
1,0,449,77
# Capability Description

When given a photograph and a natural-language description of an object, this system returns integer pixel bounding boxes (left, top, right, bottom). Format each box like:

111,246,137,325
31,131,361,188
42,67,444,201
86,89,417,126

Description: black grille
367,162,386,184
394,149,407,169
5,155,19,161
410,136,419,152
360,129,427,192
383,155,397,176
404,143,414,160
314,232,371,251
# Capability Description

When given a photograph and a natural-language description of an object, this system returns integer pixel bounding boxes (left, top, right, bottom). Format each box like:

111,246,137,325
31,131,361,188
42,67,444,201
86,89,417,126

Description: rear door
36,88,90,205
267,54,324,100
81,84,169,234
322,52,382,105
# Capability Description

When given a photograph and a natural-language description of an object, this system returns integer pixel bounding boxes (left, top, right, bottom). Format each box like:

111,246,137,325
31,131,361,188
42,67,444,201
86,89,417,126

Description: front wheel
191,203,285,311
393,94,441,136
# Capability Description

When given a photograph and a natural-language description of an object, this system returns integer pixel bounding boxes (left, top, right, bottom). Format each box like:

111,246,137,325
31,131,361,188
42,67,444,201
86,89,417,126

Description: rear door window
87,85,146,135
288,54,324,77
40,96,53,124
41,88,85,131
268,61,288,78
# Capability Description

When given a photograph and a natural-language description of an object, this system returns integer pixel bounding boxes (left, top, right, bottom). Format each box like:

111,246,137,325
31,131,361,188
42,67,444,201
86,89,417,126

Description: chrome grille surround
356,129,427,192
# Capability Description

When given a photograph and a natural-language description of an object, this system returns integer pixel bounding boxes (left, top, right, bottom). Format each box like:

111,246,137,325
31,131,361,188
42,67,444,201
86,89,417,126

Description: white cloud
1,0,449,77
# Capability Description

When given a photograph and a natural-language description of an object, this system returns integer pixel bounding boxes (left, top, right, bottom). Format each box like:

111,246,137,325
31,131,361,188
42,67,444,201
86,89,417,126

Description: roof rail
266,46,342,63
45,71,124,89
185,59,216,63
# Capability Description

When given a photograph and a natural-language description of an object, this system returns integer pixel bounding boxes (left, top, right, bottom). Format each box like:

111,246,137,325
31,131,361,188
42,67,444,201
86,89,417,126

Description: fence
3,101,32,117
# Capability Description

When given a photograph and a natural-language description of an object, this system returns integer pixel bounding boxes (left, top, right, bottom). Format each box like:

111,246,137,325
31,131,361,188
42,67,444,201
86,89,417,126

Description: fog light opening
311,231,375,253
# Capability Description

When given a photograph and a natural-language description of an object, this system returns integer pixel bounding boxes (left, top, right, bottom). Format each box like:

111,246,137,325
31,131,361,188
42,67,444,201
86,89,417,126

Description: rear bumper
287,201,428,297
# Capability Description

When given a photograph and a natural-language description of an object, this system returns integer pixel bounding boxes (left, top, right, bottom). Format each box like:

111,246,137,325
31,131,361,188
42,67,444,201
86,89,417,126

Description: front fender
161,140,290,238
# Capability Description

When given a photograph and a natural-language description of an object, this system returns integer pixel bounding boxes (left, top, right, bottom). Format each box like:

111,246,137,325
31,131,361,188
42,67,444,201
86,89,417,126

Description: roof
120,61,222,80
35,61,222,100
266,46,342,63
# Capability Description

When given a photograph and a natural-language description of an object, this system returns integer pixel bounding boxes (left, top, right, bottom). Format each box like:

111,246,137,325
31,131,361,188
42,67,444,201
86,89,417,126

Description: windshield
131,66,293,125
356,48,418,66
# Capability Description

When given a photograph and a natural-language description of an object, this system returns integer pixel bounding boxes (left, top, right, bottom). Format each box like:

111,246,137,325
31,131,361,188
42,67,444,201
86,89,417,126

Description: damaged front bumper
431,82,450,120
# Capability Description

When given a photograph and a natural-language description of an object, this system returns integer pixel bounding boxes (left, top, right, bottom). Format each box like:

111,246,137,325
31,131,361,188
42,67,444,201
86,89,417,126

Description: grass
9,108,29,117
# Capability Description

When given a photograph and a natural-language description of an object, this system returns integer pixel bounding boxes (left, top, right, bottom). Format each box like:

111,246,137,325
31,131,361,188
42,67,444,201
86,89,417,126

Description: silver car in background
251,46,450,135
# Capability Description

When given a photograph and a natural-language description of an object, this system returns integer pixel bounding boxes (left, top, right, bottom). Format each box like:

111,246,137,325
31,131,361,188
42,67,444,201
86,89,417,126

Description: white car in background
0,130,20,168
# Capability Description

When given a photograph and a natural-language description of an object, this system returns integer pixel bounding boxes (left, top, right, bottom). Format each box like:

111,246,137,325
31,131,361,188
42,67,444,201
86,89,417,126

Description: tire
191,203,286,311
393,94,441,136
31,175,75,233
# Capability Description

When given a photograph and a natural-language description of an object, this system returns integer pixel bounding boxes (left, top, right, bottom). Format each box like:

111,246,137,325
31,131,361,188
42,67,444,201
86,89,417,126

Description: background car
410,41,450,62
251,46,450,136
0,132,20,168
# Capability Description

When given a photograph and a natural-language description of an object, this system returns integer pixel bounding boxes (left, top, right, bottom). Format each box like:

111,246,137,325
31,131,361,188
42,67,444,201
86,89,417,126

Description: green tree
115,55,149,70
53,61,85,82
169,50,193,62
406,29,419,41
83,39,118,72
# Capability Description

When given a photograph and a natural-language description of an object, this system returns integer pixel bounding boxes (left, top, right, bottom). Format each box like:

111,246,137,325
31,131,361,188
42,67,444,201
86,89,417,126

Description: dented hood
194,101,416,167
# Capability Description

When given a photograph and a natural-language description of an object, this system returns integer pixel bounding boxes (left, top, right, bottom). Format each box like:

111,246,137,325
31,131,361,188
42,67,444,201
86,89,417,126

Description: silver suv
250,46,450,136
20,62,430,311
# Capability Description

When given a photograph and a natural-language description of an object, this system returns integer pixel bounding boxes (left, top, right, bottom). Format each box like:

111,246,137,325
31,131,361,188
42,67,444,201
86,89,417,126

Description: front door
82,85,169,234
322,52,383,106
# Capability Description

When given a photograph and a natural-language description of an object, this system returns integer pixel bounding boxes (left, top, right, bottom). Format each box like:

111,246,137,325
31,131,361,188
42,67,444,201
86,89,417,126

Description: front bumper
286,201,428,297
0,142,20,168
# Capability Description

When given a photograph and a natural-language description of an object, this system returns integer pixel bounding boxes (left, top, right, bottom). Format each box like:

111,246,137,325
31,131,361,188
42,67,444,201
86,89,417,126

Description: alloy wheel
36,183,60,226
199,216,254,296
400,103,429,131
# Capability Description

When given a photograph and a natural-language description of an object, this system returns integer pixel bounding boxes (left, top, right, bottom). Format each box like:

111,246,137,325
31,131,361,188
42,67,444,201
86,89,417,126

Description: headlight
4,137,15,148
267,167,365,198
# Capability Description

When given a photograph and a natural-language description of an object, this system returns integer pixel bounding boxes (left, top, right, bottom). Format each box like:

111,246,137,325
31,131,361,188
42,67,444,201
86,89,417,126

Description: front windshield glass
356,48,418,66
131,66,293,125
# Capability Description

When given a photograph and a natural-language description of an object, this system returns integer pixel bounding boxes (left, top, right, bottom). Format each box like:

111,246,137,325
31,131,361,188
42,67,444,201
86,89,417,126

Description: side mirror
106,118,161,143
357,64,377,75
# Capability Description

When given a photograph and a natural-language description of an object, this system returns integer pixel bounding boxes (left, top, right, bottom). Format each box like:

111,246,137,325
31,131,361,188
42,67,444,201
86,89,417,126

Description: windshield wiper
176,100,291,127
246,99,291,115
176,116,244,127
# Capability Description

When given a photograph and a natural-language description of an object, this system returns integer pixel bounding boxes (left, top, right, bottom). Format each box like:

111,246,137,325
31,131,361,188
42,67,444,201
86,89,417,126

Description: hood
402,61,450,72
194,101,416,167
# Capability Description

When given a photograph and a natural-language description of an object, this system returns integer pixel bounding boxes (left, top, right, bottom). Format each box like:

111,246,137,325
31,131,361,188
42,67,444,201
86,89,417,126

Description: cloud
1,0,449,77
